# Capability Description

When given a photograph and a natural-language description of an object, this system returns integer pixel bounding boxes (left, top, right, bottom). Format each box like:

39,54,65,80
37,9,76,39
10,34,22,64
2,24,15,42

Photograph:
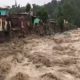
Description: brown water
0,28,80,80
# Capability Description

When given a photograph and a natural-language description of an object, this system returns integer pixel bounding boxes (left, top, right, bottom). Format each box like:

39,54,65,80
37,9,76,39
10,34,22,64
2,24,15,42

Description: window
0,12,1,15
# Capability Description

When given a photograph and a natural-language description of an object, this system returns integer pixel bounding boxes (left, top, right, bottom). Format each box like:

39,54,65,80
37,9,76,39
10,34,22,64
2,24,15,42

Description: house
0,7,9,16
0,7,9,32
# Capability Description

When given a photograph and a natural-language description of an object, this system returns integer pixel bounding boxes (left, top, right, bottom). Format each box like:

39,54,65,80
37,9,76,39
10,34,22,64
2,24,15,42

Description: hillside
39,0,80,26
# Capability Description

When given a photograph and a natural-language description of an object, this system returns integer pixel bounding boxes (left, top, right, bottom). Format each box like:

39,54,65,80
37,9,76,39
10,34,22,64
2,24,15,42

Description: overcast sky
0,0,53,7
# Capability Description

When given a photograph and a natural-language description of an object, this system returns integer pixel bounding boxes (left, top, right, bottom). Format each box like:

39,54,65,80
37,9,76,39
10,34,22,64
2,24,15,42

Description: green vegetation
9,5,25,14
57,6,64,32
36,8,48,22
26,3,31,12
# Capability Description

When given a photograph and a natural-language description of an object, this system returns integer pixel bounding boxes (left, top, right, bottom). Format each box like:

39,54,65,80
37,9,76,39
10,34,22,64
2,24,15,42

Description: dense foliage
26,3,31,12
36,8,48,22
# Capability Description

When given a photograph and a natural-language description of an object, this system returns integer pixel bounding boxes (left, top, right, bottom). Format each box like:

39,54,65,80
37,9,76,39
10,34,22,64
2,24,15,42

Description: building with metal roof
0,7,9,16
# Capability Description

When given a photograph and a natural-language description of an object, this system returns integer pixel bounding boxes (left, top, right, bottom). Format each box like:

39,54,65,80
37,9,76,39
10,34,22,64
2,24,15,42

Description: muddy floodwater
0,28,80,80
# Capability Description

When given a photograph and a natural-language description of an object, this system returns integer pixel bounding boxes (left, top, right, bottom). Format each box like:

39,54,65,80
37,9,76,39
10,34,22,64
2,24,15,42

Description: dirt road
0,28,80,80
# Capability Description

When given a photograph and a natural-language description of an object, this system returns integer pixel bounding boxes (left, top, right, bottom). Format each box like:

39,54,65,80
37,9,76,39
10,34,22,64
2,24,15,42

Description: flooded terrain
0,28,80,80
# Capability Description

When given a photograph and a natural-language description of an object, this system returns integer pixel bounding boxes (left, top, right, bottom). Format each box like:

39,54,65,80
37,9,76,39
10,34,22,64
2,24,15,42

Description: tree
57,6,64,32
9,5,26,14
37,8,48,22
62,0,75,23
62,0,80,26
26,3,31,12
44,0,58,19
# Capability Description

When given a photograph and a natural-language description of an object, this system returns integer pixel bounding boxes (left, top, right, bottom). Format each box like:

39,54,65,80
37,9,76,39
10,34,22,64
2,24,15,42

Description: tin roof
0,6,10,10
